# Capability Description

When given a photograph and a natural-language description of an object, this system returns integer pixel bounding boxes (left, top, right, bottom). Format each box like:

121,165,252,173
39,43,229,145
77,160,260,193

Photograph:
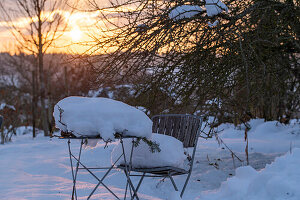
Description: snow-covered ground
0,119,300,200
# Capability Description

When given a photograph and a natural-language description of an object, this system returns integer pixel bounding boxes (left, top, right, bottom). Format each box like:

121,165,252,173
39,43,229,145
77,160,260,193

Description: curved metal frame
65,136,140,200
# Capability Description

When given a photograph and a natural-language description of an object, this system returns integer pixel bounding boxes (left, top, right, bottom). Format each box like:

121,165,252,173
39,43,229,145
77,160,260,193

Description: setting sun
69,27,82,41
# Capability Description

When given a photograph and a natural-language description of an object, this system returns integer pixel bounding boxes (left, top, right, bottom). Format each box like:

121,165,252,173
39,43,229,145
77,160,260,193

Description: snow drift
201,148,300,200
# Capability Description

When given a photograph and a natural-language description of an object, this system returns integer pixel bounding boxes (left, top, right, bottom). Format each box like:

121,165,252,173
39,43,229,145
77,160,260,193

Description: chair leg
122,169,139,200
86,153,123,200
168,175,178,191
124,181,129,200
120,139,139,200
136,173,146,193
73,139,83,200
70,154,120,200
68,140,76,199
124,172,145,200
180,170,192,197
130,172,146,199
68,139,83,200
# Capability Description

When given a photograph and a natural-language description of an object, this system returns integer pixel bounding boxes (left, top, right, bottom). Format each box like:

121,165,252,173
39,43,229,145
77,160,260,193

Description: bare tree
0,0,76,136
82,0,245,113
84,0,299,122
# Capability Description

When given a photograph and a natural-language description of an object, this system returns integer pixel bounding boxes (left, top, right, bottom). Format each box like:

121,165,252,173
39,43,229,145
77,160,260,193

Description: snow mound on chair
111,133,187,168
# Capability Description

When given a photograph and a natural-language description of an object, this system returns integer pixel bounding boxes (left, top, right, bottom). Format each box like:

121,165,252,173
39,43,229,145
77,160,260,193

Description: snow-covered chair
119,114,202,198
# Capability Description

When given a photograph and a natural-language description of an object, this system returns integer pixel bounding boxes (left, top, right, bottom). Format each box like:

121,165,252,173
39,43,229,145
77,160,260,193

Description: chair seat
118,164,189,176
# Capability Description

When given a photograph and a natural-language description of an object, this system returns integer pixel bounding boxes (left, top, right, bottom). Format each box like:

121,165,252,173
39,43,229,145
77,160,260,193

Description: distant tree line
0,53,93,143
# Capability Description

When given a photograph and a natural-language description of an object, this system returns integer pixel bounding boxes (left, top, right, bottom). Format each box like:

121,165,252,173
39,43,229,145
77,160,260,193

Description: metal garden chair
120,114,203,198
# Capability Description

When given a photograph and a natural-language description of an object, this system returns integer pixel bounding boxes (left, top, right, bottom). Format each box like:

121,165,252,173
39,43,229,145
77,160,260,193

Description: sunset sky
0,0,113,54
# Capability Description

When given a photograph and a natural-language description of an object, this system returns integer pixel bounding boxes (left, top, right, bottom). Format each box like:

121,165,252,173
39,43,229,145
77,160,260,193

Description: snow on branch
168,1,228,23
0,103,16,111
208,20,219,27
205,0,228,17
169,5,203,21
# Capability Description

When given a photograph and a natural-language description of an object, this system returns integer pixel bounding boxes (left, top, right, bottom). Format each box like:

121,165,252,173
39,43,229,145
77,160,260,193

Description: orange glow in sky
0,9,103,54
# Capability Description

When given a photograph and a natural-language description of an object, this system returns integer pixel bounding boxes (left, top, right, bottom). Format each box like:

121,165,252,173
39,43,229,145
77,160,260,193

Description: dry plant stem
231,152,236,169
215,133,244,163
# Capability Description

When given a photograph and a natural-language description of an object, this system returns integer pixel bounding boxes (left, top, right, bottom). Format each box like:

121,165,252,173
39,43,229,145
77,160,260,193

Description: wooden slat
169,116,176,138
178,117,187,144
172,117,181,139
165,116,173,137
164,116,169,135
158,116,166,135
188,118,200,147
183,116,193,148
152,116,159,133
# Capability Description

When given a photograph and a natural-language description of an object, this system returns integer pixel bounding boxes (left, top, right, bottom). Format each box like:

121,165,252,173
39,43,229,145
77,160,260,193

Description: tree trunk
32,70,36,138
39,54,49,137
37,3,49,137
47,69,53,137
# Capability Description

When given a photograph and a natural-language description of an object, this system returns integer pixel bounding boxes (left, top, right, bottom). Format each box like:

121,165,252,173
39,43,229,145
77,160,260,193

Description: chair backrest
151,114,202,148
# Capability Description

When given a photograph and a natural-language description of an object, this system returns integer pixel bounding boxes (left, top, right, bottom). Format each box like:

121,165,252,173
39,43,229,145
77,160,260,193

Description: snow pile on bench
111,134,187,168
201,148,300,200
53,96,152,141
